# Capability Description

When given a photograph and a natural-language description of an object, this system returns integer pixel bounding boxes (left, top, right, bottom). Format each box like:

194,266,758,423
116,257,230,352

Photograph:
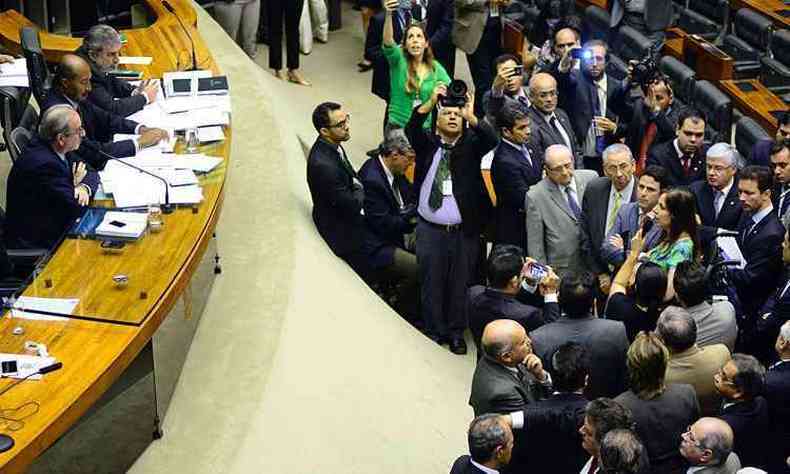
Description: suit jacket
482,87,530,131
600,202,663,268
665,344,731,417
357,156,415,269
76,45,147,118
646,140,707,187
406,107,498,237
621,101,682,163
467,285,559,356
365,11,404,101
449,455,487,474
531,315,629,399
765,361,790,471
719,397,770,469
452,0,494,54
689,178,743,245
306,138,366,259
579,176,637,274
527,106,582,168
424,0,456,75
469,355,550,416
756,277,790,360
490,140,542,248
526,170,598,275
750,138,773,167
686,453,742,473
4,137,99,249
40,90,138,170
610,0,673,32
731,211,785,318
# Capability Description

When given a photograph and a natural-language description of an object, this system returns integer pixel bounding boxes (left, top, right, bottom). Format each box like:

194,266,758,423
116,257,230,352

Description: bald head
55,54,92,102
529,73,558,114
482,320,527,365
681,417,735,467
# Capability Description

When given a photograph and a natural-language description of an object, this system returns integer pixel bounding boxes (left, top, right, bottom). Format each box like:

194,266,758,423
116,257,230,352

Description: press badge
442,179,453,196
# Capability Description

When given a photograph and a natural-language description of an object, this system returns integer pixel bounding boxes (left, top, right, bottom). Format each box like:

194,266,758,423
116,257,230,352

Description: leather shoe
449,337,467,355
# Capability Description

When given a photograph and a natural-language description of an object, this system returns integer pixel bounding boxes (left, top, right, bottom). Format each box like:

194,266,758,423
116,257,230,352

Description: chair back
660,56,696,103
618,26,653,62
583,6,610,43
19,26,51,107
693,80,733,143
734,116,771,165
8,126,33,162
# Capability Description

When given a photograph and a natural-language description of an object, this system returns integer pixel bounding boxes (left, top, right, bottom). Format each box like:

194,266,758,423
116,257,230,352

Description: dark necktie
550,116,571,150
339,148,356,177
429,148,451,210
565,186,581,220
681,155,691,177
587,457,599,474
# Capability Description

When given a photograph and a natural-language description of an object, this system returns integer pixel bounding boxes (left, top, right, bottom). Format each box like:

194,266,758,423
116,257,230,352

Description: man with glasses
307,102,373,282
5,105,99,249
690,143,743,246
527,72,580,168
679,418,742,473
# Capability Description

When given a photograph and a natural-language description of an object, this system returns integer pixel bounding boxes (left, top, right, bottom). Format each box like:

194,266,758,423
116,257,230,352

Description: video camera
630,52,663,90
439,80,468,108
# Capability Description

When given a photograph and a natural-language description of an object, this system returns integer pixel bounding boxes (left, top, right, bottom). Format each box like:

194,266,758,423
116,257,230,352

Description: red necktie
637,122,657,175
682,156,691,177
588,457,599,473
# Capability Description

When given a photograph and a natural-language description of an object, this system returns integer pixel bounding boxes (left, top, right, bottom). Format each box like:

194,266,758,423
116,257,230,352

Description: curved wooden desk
0,2,227,472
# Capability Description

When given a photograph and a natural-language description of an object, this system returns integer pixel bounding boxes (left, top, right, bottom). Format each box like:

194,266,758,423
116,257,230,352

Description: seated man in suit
503,342,591,474
730,166,785,331
469,319,552,417
658,306,731,416
450,414,514,474
691,143,744,247
766,321,790,473
484,54,531,127
76,24,158,117
358,129,419,321
580,144,637,293
526,144,598,276
467,244,560,356
600,165,667,269
531,272,630,399
490,102,540,248
41,54,169,170
714,354,770,470
579,398,636,474
752,111,789,167
5,105,99,249
679,418,742,473
527,72,580,167
770,143,790,223
647,107,708,187
556,39,630,174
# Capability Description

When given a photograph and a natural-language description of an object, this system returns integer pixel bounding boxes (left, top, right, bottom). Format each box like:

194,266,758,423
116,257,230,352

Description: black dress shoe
449,337,467,355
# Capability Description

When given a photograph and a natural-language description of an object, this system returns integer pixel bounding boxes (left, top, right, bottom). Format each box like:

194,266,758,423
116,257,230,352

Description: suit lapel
717,183,740,226
548,182,576,221
374,157,399,209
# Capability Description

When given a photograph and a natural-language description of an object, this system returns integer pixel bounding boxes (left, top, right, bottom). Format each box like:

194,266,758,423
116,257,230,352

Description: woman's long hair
401,24,435,95
662,188,701,260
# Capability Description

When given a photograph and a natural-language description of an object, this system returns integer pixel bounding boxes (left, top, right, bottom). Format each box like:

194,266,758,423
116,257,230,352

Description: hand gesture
72,161,87,187
608,234,624,250
492,64,514,92
142,80,158,104
383,0,399,12
598,273,612,295
138,127,169,148
461,91,476,124
429,82,447,107
539,267,560,295
630,228,645,255
523,353,547,382
0,54,14,64
559,47,578,73
74,185,90,206
594,116,617,134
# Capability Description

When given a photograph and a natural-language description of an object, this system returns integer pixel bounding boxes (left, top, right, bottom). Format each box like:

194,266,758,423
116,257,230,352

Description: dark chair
583,6,610,43
0,86,32,158
19,26,51,108
678,0,730,43
606,54,630,81
720,9,773,79
617,25,653,62
693,80,733,143
660,55,696,106
8,126,33,162
761,29,790,100
734,116,771,165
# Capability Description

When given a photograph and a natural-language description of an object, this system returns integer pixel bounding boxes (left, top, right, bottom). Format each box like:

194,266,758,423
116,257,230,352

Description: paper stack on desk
96,211,149,239
0,58,29,87
99,156,204,208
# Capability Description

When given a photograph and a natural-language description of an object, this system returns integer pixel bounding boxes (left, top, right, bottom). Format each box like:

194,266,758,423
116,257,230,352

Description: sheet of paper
0,75,29,87
113,130,176,153
0,58,27,76
0,353,56,380
197,126,225,143
168,153,223,173
10,296,78,321
119,56,152,65
716,236,746,269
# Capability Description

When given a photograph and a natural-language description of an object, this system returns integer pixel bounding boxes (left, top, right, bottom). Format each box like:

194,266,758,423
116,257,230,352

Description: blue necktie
565,186,581,220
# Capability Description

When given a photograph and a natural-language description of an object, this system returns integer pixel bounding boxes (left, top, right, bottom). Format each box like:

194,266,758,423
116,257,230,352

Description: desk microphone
0,361,63,452
82,142,174,214
162,0,199,71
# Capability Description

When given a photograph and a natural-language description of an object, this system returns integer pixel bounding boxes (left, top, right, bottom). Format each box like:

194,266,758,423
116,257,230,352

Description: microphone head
38,362,63,375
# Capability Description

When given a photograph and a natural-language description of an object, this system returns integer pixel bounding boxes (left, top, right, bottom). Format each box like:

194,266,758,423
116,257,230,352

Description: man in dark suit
483,54,531,128
527,72,581,167
307,102,372,282
714,354,770,470
751,111,789,167
41,54,169,170
753,229,790,365
531,272,630,399
407,85,498,354
556,40,630,174
490,102,540,248
770,143,790,223
730,166,785,331
450,414,514,474
690,143,743,246
766,321,790,473
646,107,708,187
358,129,419,320
4,105,99,250
76,24,158,117
609,0,673,52
421,0,456,76
580,144,637,290
467,245,561,356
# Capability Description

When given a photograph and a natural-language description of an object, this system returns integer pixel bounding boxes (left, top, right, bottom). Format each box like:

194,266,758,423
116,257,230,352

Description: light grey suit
452,0,491,54
685,452,742,473
526,169,598,275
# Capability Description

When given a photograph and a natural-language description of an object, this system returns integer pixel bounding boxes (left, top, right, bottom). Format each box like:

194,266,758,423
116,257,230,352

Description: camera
439,80,468,108
571,48,589,60
630,53,662,89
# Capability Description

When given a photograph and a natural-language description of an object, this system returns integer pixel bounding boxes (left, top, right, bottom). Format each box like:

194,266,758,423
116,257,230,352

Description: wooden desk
662,27,687,60
576,0,610,10
0,1,228,472
719,79,788,135
683,34,734,82
732,0,790,29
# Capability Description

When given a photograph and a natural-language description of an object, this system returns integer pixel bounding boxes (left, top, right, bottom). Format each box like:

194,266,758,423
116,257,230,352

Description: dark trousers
466,17,501,118
416,219,479,339
267,0,303,70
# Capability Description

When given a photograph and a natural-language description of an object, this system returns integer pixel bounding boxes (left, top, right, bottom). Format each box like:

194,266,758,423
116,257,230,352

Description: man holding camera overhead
405,82,498,355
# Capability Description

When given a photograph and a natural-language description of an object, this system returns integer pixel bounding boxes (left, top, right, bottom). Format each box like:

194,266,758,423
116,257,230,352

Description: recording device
162,0,199,71
439,80,468,108
571,48,587,60
511,65,524,77
1,360,17,375
526,262,548,282
630,53,662,90
100,240,126,250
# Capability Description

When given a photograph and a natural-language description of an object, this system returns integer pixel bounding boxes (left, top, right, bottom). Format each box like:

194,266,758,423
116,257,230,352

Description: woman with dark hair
646,188,700,270
381,0,450,130
615,332,700,474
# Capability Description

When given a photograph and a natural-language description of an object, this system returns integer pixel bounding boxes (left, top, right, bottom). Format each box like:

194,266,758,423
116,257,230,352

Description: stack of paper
0,58,29,87
99,157,205,207
197,126,225,143
96,211,149,239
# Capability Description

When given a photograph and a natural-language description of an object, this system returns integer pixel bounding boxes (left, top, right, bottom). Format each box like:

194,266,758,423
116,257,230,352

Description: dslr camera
439,80,468,108
630,53,662,89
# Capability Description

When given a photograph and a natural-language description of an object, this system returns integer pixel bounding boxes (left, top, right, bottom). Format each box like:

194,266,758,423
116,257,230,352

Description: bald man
526,72,581,167
526,145,598,275
679,418,741,473
40,54,168,170
469,319,552,417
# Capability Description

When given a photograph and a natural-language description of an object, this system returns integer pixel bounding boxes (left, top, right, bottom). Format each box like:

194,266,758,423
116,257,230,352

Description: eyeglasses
546,162,573,173
328,114,351,129
535,90,558,99
604,163,633,174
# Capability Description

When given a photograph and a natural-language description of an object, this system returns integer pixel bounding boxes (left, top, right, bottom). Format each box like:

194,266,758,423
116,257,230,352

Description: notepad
197,126,225,143
96,211,149,239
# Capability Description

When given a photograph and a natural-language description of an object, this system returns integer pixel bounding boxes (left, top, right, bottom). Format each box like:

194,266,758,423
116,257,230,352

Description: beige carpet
130,3,477,473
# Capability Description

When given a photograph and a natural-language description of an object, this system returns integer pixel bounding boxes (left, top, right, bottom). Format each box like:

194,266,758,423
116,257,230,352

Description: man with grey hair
765,320,790,472
526,144,598,275
658,305,731,416
679,417,742,473
357,128,418,321
4,105,99,249
450,413,514,474
690,143,743,245
599,429,650,474
76,24,158,117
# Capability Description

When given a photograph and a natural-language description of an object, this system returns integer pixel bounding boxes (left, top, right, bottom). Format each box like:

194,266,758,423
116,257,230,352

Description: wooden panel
732,0,790,29
719,79,788,135
683,34,734,82
0,1,228,471
576,0,610,10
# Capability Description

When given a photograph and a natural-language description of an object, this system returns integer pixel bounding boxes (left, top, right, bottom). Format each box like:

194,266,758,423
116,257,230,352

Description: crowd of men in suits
303,1,790,473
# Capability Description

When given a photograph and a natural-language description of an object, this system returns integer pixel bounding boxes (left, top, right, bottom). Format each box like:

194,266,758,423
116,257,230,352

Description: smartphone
511,65,524,77
526,262,548,282
1,360,18,375
100,240,126,250
571,48,584,60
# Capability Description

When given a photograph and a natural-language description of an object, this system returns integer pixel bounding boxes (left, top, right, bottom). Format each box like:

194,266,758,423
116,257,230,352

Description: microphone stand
0,362,63,453
162,0,199,71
